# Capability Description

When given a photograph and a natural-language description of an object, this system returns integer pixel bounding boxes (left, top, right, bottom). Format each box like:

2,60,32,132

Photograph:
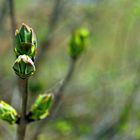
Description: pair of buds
13,23,37,79
0,94,53,124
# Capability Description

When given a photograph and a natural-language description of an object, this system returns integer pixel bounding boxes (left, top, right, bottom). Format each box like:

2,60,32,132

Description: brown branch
50,58,76,116
16,78,28,140
0,0,8,27
7,0,17,46
35,0,64,66
31,58,76,140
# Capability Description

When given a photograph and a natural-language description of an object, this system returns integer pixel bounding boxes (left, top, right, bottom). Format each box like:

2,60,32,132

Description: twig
31,58,76,140
35,0,64,66
0,0,8,27
7,0,16,46
16,78,28,140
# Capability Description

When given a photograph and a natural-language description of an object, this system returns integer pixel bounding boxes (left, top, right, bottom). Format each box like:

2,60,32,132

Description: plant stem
7,0,16,45
35,0,64,66
52,58,76,114
31,58,76,140
17,78,28,140
0,0,8,27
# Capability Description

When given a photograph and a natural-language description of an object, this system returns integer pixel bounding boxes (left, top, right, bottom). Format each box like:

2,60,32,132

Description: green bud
14,23,37,60
29,94,53,121
69,28,89,59
13,55,35,79
0,101,18,124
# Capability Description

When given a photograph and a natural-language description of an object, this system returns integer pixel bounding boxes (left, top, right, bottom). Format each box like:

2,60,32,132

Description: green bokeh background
0,0,140,140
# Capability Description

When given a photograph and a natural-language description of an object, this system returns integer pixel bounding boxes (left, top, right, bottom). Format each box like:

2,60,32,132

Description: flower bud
69,28,89,59
0,101,18,124
14,23,37,60
29,94,53,121
13,55,35,79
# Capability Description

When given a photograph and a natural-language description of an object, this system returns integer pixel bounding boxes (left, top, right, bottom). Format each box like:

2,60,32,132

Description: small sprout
13,54,35,79
28,94,53,121
69,28,89,59
14,23,37,60
0,101,19,124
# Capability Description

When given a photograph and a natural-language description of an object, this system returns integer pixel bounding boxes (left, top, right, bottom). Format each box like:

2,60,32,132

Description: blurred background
0,0,140,140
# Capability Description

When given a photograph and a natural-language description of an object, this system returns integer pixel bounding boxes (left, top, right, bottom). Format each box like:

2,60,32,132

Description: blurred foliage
55,120,73,134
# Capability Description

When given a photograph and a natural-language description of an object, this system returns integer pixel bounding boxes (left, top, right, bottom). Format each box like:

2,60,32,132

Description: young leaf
0,101,19,124
29,94,53,121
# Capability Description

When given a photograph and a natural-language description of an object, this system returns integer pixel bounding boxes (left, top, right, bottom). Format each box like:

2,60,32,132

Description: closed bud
29,94,53,121
13,55,35,79
14,23,37,60
0,101,18,124
69,28,89,59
